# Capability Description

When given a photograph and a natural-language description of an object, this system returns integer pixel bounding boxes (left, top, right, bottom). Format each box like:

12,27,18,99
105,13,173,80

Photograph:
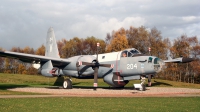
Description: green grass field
1,97,200,112
0,73,200,112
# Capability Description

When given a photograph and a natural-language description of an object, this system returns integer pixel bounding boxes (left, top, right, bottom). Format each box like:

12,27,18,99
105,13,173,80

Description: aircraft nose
153,58,164,73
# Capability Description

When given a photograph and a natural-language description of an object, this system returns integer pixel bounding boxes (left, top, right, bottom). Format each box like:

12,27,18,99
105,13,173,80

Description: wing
0,51,70,67
163,57,195,63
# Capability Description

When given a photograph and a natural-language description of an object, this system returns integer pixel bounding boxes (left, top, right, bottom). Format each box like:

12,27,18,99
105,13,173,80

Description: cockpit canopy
121,48,141,57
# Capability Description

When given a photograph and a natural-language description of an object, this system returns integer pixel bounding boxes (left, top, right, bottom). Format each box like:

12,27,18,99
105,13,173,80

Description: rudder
45,27,60,58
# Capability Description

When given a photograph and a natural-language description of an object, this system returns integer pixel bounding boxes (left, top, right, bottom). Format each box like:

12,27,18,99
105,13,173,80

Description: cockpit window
121,51,133,57
127,52,132,57
121,49,141,58
130,49,140,54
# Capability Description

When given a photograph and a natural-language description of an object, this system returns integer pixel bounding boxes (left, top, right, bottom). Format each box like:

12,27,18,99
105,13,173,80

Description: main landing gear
140,76,146,91
63,78,73,89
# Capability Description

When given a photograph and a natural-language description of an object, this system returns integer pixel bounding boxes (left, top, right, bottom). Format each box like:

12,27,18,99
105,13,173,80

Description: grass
0,73,200,112
0,97,200,112
1,73,200,95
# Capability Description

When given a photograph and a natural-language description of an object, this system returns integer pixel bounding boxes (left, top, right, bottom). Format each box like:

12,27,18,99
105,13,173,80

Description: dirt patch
5,87,200,98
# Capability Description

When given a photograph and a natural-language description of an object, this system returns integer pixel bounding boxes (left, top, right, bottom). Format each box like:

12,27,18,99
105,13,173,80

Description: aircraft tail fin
45,27,60,58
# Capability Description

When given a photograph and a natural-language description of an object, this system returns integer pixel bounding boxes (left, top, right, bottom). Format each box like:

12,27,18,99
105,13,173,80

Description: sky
0,0,200,50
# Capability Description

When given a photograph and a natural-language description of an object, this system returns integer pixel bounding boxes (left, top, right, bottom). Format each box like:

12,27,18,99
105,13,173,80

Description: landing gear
63,79,72,89
140,76,146,91
148,75,152,87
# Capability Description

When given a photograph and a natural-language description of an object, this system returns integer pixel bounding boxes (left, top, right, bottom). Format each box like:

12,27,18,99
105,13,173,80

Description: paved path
0,87,200,98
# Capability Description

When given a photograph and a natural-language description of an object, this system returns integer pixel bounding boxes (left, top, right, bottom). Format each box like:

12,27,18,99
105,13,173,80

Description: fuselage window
148,57,153,63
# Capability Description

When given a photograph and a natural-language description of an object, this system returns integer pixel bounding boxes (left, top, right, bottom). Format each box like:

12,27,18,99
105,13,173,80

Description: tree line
0,26,200,83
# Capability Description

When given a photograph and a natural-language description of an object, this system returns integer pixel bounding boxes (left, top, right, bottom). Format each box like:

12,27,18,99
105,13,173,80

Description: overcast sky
0,0,200,50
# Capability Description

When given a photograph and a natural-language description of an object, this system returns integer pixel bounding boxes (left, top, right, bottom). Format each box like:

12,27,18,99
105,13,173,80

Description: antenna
149,47,151,55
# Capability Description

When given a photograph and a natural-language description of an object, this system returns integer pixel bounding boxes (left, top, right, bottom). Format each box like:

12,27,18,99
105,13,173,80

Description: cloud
100,17,146,34
70,16,146,39
0,0,199,50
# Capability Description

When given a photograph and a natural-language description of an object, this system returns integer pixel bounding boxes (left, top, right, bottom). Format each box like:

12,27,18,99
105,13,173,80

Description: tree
62,37,83,58
17,63,26,74
35,44,45,56
4,58,12,73
83,36,106,55
168,35,200,83
57,39,67,58
148,27,169,59
105,32,113,45
126,26,149,54
23,46,35,54
0,47,4,73
170,35,190,58
106,28,129,52
187,36,200,83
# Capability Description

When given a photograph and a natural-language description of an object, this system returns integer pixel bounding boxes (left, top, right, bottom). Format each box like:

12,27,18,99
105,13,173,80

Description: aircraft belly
62,70,78,77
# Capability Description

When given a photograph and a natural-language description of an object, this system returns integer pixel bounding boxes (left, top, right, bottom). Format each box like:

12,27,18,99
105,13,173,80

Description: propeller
76,43,114,90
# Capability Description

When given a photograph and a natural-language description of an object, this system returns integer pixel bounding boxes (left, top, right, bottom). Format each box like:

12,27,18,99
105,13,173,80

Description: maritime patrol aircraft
0,27,194,91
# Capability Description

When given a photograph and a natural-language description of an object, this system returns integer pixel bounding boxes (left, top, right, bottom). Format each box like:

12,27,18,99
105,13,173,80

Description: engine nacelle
77,55,96,75
103,74,129,87
41,68,61,77
64,55,95,76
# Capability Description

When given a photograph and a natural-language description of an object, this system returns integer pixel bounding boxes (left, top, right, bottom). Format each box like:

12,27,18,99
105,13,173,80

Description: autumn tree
187,36,200,83
83,36,106,55
4,58,12,73
62,37,83,58
148,27,169,59
57,39,67,58
126,26,149,54
23,46,35,54
105,31,115,45
167,35,200,83
106,28,129,52
0,47,4,73
35,44,45,56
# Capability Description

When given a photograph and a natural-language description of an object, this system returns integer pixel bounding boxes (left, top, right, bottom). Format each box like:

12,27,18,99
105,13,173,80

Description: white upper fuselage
93,51,122,63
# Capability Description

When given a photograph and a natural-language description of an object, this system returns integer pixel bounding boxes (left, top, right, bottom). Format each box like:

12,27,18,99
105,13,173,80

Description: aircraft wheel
63,79,72,89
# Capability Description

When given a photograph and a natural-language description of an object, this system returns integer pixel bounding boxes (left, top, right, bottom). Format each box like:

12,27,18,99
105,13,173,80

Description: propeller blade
99,64,114,68
96,43,99,61
93,67,98,91
76,61,95,67
82,62,95,66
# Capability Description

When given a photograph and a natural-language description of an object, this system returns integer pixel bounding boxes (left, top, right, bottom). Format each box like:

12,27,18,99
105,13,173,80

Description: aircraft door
120,51,139,76
120,51,128,75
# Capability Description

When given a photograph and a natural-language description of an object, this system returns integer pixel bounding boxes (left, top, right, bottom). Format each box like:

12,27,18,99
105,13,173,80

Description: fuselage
60,48,164,79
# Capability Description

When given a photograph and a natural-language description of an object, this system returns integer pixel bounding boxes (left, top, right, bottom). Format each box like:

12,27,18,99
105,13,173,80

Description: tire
63,79,72,89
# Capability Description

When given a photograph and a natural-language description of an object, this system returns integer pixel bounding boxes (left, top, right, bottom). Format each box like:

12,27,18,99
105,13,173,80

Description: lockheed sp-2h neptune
0,27,194,91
